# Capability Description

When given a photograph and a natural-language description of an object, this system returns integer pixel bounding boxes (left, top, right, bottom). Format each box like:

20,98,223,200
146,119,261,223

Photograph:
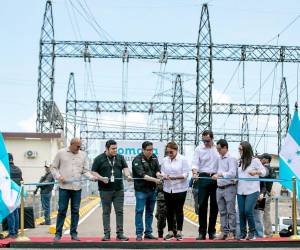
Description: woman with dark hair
237,141,266,240
160,142,189,241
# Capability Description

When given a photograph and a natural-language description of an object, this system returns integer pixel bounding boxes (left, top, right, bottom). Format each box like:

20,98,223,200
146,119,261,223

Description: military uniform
155,182,177,238
155,183,167,238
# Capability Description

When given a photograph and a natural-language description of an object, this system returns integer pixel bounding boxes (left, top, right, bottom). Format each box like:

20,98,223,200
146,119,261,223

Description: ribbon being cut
0,132,21,223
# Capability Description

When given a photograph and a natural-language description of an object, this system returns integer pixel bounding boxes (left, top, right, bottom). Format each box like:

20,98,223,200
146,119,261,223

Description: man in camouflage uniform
155,182,177,238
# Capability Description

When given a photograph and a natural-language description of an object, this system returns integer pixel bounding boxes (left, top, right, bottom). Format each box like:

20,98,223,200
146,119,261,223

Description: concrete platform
3,237,300,248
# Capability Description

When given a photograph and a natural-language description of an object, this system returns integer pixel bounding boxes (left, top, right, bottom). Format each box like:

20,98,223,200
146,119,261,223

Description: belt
217,184,236,189
199,172,216,177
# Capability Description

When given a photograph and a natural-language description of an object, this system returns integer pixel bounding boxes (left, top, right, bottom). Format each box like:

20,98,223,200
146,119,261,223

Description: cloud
18,113,36,132
213,89,231,103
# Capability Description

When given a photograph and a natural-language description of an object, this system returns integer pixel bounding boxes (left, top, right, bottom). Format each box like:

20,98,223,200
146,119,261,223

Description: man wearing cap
6,153,23,238
258,153,274,238
192,130,219,240
34,163,55,225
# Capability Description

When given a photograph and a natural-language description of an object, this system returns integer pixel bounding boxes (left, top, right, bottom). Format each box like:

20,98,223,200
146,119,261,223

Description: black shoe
71,235,80,241
196,233,206,240
54,235,61,241
40,221,51,225
144,234,158,240
246,234,256,240
117,234,129,241
158,231,163,238
209,233,216,240
8,234,18,239
175,233,183,241
164,233,174,241
136,235,143,241
239,234,247,241
102,234,111,241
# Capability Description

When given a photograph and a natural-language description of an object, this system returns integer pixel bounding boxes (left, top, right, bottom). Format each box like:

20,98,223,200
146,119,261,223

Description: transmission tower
195,3,213,146
65,72,77,143
37,1,64,133
171,74,184,153
241,114,249,142
39,1,293,153
278,77,290,152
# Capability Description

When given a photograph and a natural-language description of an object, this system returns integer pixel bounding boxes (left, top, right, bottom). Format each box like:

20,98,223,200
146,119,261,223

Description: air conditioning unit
25,150,38,159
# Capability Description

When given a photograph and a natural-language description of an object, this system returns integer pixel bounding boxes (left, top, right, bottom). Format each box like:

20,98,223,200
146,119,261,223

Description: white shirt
192,144,219,174
237,157,266,195
161,153,190,194
217,152,238,186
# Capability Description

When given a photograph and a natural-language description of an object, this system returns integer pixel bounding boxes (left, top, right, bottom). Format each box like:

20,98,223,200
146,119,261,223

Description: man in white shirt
212,139,238,240
192,130,219,240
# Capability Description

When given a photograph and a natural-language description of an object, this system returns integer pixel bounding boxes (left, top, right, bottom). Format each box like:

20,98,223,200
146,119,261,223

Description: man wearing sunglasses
192,130,219,240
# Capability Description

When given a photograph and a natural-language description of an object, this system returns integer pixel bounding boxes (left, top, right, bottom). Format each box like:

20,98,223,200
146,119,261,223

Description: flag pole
290,176,300,240
16,182,30,241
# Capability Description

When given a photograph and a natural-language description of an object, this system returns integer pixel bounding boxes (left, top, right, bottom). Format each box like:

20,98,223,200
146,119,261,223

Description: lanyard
107,156,115,176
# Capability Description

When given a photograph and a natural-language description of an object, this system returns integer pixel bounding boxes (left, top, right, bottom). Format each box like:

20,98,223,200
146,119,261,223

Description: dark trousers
198,177,218,235
164,191,187,231
99,190,124,236
41,192,52,224
55,188,81,237
7,208,19,236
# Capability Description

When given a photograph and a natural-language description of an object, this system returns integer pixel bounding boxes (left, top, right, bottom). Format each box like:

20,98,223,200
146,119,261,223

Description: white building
3,132,64,187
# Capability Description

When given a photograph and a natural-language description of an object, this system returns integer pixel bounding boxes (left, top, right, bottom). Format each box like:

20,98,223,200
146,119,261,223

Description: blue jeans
55,188,81,237
254,209,264,237
135,191,156,236
41,192,52,224
7,208,19,236
237,192,259,237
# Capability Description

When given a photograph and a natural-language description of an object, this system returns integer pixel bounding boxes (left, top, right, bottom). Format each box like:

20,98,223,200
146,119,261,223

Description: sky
0,0,300,157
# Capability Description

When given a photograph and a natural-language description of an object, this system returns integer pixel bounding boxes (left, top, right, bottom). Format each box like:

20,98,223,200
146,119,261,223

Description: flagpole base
15,235,31,241
290,235,300,240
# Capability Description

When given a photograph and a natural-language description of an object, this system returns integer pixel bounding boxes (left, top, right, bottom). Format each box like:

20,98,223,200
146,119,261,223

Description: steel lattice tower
241,114,249,142
171,74,184,153
278,77,290,152
37,1,64,132
65,72,77,143
195,4,213,146
39,1,293,152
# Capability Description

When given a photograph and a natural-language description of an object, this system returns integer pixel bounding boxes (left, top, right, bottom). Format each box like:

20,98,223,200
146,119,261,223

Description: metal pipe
16,182,30,241
275,197,279,234
290,176,300,240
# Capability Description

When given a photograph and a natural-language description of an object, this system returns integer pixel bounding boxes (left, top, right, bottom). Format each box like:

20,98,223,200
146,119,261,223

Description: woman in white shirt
237,141,266,241
160,142,189,241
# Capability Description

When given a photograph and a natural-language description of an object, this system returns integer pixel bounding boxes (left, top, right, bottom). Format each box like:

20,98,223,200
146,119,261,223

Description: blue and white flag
0,132,21,222
279,109,300,195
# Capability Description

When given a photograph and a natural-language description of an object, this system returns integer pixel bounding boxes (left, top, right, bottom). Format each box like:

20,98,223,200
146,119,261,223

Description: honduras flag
279,109,300,196
0,132,21,222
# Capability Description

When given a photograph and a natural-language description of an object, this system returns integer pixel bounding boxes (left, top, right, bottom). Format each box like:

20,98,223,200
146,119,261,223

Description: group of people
3,153,55,239
50,138,190,241
50,133,274,241
4,131,274,241
191,131,274,241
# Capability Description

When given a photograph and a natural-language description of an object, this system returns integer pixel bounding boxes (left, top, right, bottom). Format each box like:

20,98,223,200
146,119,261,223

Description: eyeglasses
166,150,175,154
